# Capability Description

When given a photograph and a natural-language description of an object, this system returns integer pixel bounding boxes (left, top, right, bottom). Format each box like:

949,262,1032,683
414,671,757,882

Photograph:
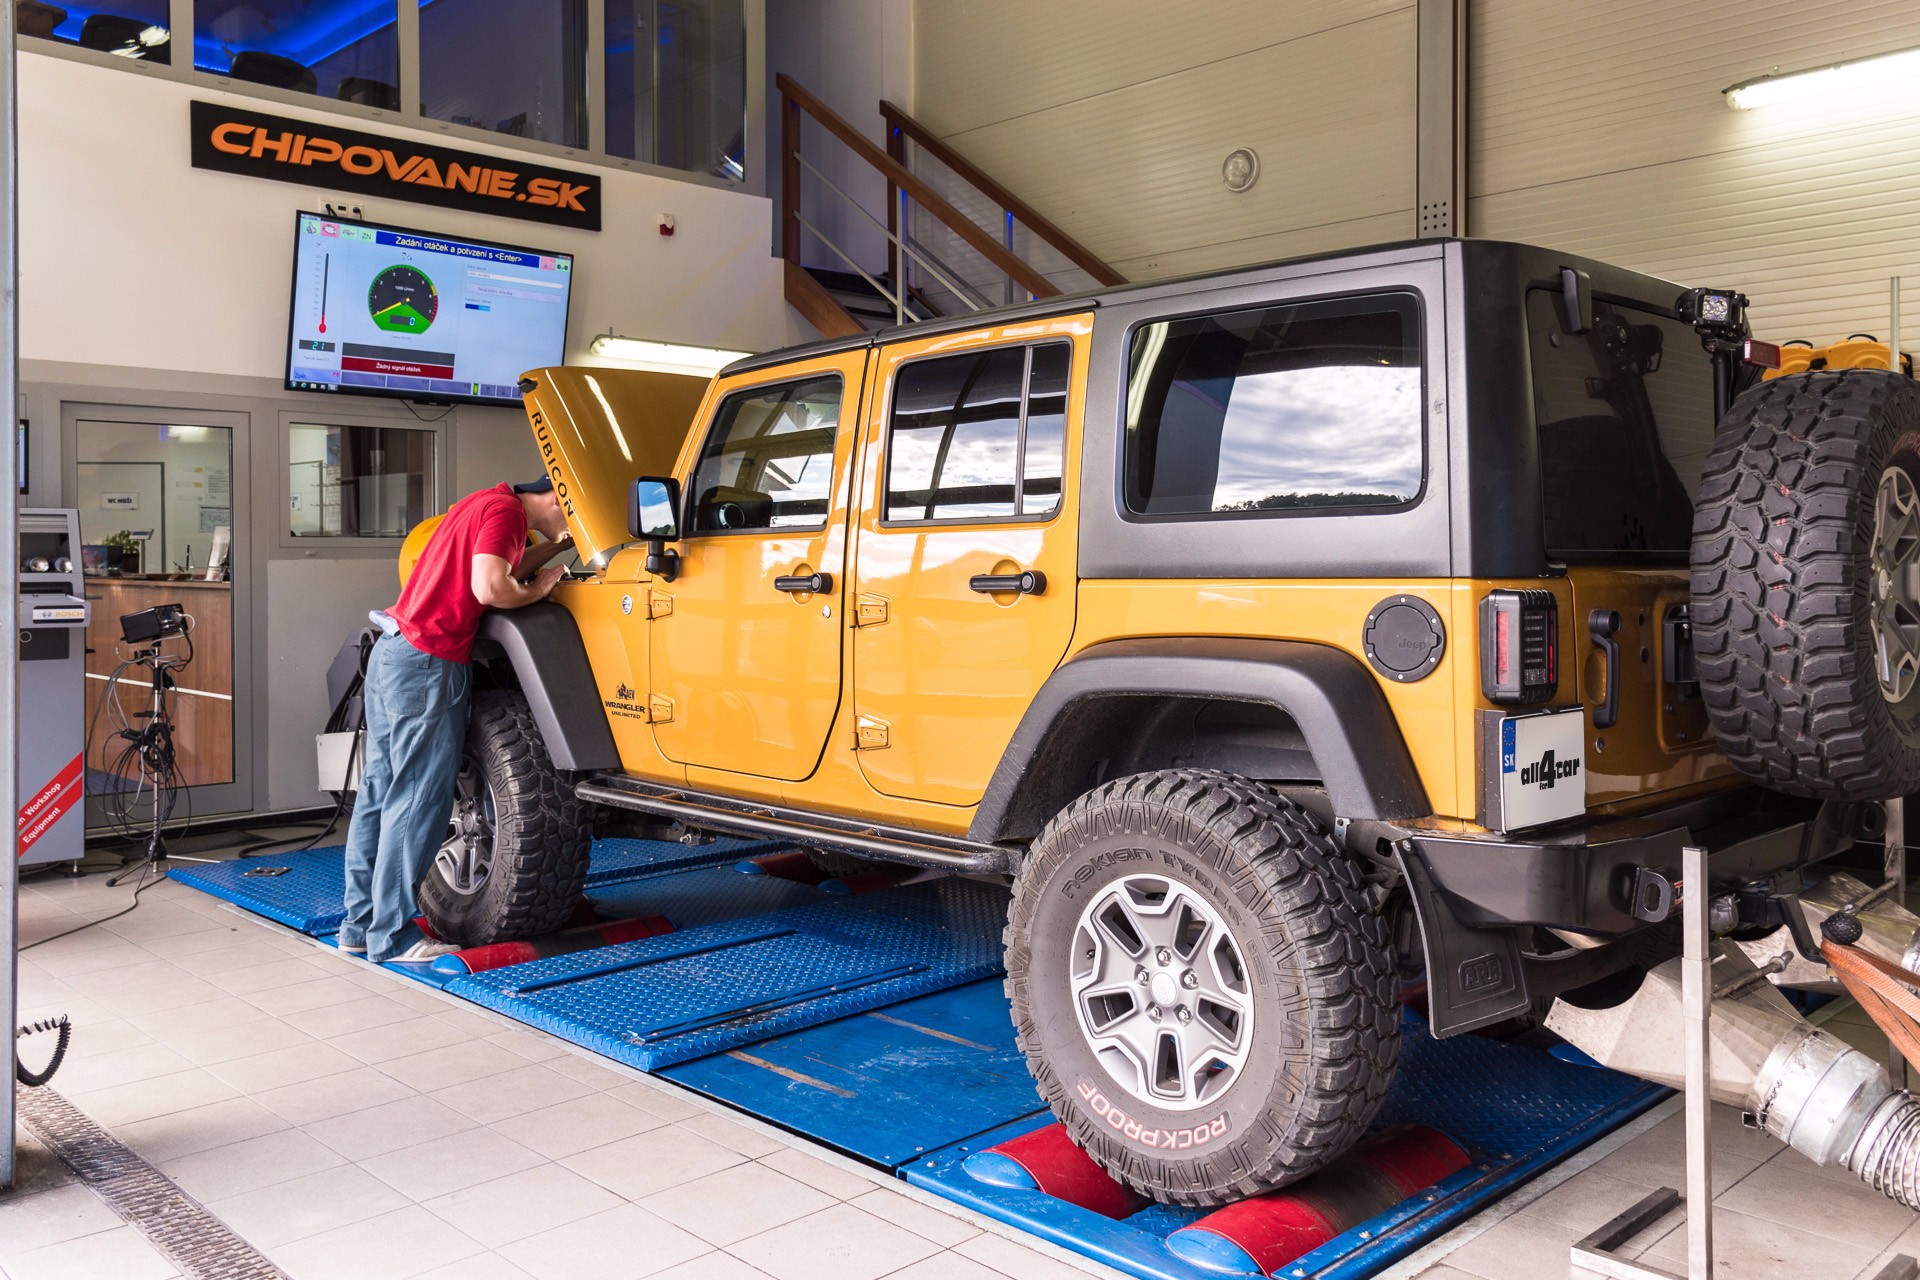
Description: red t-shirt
389,483,527,663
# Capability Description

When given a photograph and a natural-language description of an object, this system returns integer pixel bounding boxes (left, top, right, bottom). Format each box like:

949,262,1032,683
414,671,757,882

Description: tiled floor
6,856,1919,1280
5,864,1117,1280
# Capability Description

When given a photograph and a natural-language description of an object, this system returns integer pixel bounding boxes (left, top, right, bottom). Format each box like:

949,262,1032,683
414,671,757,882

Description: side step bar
574,774,1015,875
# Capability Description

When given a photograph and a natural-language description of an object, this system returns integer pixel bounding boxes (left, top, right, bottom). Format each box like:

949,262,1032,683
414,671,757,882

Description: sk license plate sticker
1498,708,1586,829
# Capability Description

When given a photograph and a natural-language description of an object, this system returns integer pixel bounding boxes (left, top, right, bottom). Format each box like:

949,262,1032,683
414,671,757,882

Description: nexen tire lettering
1075,1078,1229,1149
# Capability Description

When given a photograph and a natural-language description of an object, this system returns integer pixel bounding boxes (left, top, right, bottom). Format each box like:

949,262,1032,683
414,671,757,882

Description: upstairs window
421,0,588,147
1124,293,1424,518
194,1,398,107
23,0,172,62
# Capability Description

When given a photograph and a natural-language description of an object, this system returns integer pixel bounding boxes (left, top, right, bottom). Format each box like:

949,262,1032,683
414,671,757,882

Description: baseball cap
513,476,554,495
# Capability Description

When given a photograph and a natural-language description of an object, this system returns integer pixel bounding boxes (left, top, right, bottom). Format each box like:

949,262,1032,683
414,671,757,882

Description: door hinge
647,591,674,620
854,714,890,750
647,695,675,724
854,593,890,627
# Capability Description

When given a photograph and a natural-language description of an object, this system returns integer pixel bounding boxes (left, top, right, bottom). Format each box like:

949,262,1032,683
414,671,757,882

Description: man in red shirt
340,477,572,963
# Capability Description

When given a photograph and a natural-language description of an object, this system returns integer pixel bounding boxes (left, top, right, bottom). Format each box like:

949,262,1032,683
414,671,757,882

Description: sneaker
337,940,367,956
386,939,462,964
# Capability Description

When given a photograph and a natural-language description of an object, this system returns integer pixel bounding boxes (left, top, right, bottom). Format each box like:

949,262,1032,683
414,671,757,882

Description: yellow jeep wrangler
413,238,1920,1205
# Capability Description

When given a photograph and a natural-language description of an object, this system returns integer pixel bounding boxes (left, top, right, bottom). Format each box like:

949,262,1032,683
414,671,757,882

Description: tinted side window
688,376,842,533
885,342,1073,523
1527,290,1713,557
1024,344,1070,518
1123,293,1424,517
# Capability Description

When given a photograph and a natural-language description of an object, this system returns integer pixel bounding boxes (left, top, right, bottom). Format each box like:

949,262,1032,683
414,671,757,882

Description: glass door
71,410,252,823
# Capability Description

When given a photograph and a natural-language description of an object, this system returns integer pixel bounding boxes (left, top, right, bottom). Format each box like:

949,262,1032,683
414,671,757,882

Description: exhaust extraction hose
1848,1093,1920,1209
1820,933,1920,1209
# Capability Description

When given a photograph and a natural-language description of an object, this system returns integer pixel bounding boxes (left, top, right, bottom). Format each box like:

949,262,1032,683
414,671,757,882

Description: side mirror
628,476,682,582
629,476,681,540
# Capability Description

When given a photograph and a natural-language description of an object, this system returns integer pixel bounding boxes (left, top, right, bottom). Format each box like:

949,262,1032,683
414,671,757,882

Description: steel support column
1415,0,1467,238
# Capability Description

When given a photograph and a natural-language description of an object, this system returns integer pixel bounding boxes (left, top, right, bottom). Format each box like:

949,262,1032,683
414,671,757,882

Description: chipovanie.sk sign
189,101,600,232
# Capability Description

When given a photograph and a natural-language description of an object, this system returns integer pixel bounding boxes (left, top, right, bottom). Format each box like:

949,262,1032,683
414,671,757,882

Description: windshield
1527,289,1716,559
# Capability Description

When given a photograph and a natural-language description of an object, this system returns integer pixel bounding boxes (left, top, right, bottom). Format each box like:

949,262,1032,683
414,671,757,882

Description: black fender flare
968,636,1432,843
473,603,620,772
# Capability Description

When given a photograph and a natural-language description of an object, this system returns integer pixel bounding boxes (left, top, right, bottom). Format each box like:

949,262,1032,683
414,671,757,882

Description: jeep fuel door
848,318,1090,807
647,353,864,782
520,367,711,569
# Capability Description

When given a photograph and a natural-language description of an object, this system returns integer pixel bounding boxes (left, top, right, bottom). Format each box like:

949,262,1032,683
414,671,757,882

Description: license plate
1485,707,1586,831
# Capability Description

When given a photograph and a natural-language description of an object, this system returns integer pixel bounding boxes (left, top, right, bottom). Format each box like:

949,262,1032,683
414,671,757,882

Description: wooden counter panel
83,578,233,788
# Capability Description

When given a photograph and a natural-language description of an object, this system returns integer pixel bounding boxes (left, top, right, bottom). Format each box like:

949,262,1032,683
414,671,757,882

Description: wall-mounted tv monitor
285,212,573,407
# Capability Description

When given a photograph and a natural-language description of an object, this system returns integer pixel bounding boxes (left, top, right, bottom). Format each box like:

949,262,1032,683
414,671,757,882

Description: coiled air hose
15,1015,71,1087
1846,1092,1920,1209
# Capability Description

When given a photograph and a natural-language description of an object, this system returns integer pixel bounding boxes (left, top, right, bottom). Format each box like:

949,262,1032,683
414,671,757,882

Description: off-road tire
1005,770,1399,1206
417,690,592,946
1692,369,1920,800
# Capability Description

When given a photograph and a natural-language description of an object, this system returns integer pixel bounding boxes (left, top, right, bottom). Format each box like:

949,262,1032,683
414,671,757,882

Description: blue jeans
340,633,471,961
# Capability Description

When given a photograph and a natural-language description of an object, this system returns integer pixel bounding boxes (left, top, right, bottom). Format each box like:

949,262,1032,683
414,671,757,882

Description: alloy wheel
1069,872,1255,1111
433,755,499,896
1872,463,1920,703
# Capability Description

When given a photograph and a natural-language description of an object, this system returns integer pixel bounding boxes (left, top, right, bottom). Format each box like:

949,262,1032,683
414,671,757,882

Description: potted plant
103,530,140,576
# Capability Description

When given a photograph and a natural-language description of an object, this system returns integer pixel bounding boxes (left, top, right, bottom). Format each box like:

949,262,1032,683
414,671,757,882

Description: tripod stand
104,642,216,886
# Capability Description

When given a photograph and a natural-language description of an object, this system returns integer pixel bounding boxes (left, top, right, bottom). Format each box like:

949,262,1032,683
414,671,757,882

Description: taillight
1480,590,1558,704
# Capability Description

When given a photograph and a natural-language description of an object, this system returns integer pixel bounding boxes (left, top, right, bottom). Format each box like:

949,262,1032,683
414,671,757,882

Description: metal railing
880,98,1125,304
777,74,1120,333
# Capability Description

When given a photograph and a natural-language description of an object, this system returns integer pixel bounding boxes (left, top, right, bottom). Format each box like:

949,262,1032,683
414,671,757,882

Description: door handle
1588,608,1621,730
774,572,832,594
969,570,1046,596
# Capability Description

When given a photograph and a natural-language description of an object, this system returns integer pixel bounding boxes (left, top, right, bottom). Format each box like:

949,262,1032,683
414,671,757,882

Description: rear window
1528,290,1715,558
1123,293,1424,518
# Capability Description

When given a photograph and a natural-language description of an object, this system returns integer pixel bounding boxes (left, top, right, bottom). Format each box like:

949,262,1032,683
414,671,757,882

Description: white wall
1474,0,1920,345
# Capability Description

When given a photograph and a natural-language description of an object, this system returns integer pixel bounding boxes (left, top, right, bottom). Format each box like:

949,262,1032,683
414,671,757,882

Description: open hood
519,366,711,569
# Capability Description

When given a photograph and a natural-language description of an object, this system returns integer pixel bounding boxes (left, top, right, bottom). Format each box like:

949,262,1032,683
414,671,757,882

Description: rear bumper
1408,789,1853,937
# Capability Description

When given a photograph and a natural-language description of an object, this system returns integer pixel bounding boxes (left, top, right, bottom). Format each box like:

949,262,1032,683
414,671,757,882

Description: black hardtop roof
716,238,1695,379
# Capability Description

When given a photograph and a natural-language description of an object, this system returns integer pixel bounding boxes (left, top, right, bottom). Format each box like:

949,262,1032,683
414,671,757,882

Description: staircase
776,74,1124,338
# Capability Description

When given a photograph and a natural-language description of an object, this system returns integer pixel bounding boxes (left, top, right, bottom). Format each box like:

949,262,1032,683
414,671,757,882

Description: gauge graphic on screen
367,264,439,334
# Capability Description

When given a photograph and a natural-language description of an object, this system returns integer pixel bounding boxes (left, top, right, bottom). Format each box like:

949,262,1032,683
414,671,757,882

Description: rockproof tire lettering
1075,1079,1229,1149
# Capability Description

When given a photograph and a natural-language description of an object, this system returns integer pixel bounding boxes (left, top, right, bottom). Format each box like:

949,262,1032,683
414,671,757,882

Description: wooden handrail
880,99,1126,288
783,261,864,339
776,73,1058,301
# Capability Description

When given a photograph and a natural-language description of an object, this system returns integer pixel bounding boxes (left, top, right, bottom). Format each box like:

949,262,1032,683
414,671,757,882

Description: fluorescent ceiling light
588,335,751,376
1725,45,1920,110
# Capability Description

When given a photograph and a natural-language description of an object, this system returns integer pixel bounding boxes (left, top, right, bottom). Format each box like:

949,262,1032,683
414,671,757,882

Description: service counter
84,578,233,787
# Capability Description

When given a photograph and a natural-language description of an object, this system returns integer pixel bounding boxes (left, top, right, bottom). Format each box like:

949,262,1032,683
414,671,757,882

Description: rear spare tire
1692,369,1920,800
417,689,592,946
1005,770,1399,1206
